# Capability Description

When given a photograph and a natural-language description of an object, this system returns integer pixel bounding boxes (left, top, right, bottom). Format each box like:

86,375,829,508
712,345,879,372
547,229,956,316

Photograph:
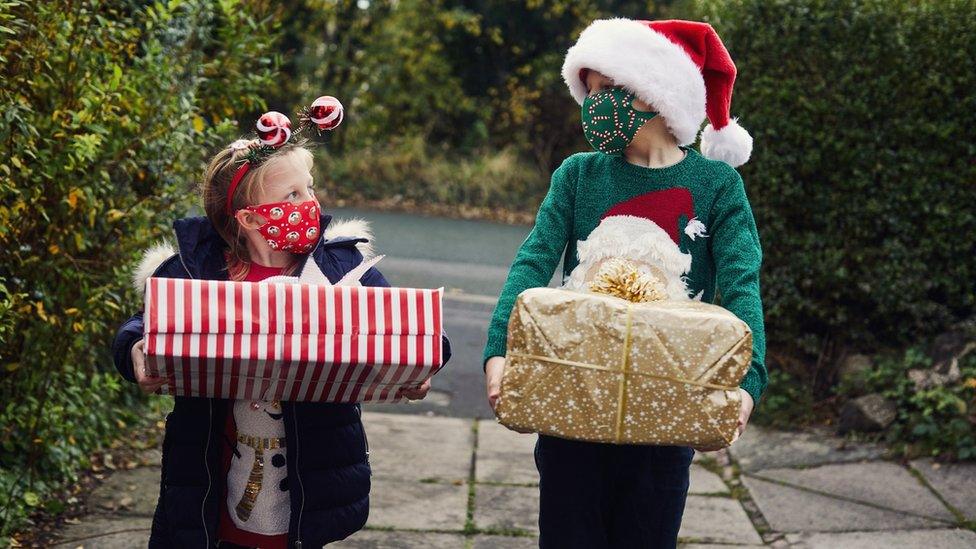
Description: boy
483,19,766,548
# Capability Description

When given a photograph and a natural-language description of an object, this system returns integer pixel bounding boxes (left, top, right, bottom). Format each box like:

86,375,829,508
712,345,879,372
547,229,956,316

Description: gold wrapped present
496,288,752,447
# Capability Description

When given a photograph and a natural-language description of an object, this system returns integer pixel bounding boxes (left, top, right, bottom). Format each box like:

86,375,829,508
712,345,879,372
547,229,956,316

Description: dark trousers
535,434,694,549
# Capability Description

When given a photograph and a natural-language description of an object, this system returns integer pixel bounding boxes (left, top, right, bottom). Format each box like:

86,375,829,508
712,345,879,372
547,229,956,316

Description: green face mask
581,87,658,155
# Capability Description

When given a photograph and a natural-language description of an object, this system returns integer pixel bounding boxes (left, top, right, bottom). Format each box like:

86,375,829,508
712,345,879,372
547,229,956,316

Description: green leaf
23,491,40,507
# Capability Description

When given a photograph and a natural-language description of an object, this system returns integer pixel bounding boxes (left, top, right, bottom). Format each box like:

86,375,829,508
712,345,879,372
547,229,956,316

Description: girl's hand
693,388,754,453
131,339,169,394
485,356,506,411
399,378,431,400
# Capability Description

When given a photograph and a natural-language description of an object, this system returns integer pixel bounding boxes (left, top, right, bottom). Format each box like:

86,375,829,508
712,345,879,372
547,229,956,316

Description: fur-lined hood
132,216,374,292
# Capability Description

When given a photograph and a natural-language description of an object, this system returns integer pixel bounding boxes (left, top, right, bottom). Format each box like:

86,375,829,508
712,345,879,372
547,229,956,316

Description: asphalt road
329,207,561,419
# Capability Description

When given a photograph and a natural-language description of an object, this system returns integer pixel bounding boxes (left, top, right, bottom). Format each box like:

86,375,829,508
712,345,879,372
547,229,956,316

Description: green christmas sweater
483,148,768,404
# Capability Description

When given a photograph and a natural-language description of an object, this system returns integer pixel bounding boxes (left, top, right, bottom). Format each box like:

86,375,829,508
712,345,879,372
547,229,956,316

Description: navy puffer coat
112,215,451,548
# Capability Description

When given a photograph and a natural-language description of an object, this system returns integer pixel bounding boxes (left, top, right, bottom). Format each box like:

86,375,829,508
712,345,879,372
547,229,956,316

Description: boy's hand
485,356,506,411
735,388,755,441
400,378,431,400
131,339,169,394
693,388,754,453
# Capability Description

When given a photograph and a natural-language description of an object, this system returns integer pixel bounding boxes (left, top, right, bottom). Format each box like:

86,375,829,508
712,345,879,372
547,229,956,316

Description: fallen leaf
67,188,82,209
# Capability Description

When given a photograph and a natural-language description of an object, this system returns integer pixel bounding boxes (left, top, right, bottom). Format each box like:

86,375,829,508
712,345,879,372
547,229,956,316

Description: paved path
51,412,976,548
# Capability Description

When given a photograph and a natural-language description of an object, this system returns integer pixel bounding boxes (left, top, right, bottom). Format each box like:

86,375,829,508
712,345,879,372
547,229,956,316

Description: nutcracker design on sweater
563,187,707,302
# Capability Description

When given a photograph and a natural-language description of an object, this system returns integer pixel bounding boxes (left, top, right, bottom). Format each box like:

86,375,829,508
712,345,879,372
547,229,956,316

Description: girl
113,120,448,547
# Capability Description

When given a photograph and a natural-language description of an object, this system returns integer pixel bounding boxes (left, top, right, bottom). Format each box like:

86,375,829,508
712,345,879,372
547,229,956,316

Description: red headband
225,161,252,215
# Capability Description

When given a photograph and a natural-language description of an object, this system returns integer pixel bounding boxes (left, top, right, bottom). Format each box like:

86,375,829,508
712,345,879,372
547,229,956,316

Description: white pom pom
684,217,708,241
700,118,753,167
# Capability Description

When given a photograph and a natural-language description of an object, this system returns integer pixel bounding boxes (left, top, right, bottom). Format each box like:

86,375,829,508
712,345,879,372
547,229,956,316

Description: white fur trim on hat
562,18,706,146
132,241,177,294
700,118,752,167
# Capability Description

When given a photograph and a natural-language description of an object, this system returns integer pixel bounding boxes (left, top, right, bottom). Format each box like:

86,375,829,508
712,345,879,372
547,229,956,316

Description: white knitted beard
564,216,693,300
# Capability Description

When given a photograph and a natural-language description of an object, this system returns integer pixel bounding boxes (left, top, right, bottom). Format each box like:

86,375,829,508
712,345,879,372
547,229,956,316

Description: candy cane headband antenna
225,95,345,215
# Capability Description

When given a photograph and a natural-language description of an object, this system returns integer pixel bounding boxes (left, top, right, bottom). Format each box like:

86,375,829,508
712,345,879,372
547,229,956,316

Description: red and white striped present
143,277,444,403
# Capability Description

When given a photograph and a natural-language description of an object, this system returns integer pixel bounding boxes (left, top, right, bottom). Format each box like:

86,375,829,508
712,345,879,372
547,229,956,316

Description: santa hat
562,19,752,167
569,189,707,299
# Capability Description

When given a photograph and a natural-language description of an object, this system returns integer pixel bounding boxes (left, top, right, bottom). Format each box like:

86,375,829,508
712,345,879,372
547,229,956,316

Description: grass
319,138,548,224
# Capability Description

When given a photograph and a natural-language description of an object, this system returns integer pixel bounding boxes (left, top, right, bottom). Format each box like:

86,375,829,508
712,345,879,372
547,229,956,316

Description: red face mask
242,199,321,253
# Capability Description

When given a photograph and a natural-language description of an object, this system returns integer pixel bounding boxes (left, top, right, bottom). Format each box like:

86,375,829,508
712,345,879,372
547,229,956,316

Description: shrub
843,348,976,460
693,0,976,358
0,0,277,536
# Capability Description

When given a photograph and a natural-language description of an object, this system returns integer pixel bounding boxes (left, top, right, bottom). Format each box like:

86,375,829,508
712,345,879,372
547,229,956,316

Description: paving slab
86,466,160,517
911,458,976,520
680,544,764,548
363,412,473,482
472,535,539,548
367,477,469,531
678,495,763,545
138,447,163,467
473,484,540,534
753,461,955,521
50,516,150,548
729,425,885,472
476,420,538,485
786,528,976,548
689,464,729,495
333,530,467,548
742,475,945,532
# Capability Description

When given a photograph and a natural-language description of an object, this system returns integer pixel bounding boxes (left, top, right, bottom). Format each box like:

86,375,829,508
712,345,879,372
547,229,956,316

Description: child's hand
485,356,506,411
693,388,754,453
399,378,431,400
735,388,755,441
131,339,169,394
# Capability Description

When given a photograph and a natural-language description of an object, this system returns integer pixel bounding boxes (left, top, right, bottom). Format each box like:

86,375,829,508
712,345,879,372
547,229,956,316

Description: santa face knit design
581,87,658,155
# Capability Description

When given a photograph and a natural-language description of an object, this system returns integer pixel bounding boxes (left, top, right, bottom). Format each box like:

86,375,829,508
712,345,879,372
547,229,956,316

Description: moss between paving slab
906,465,976,532
364,420,535,542
465,419,479,535
725,460,778,543
744,469,958,527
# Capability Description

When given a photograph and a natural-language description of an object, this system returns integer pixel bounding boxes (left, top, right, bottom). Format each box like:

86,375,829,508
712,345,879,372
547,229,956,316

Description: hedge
694,0,976,358
0,0,277,536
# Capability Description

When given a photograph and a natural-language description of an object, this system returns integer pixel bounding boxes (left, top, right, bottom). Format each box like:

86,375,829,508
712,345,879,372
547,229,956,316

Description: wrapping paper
144,277,443,402
496,288,751,447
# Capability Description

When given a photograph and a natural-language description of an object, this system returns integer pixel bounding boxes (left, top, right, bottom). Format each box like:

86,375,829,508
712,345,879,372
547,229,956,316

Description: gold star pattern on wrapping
496,288,752,447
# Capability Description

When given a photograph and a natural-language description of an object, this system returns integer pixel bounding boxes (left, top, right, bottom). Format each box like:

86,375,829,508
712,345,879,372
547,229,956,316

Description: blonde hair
201,142,315,280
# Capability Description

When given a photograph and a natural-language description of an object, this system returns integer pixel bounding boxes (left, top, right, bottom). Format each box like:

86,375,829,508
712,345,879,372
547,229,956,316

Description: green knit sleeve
709,170,767,405
483,158,577,365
